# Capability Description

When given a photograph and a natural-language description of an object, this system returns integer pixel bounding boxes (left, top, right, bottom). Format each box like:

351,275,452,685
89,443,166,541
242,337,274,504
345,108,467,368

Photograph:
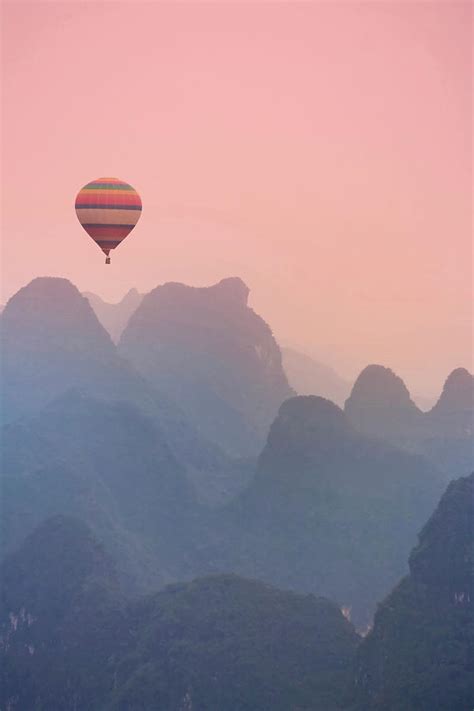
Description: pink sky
2,1,472,396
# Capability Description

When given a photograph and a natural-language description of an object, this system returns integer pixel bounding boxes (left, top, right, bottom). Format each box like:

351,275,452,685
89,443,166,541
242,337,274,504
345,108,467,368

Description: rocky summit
119,277,293,456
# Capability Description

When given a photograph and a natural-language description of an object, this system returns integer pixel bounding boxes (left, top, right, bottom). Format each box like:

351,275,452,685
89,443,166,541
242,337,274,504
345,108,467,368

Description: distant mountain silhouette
0,277,162,426
119,277,293,456
281,347,350,406
344,364,422,440
427,367,474,435
353,473,474,710
345,364,473,477
0,277,252,505
0,517,358,711
212,396,445,627
1,277,117,422
84,288,144,342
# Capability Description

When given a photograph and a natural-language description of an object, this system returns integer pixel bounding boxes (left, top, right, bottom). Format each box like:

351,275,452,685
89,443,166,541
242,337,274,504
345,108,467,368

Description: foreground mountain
0,516,124,711
119,277,293,456
345,364,473,477
353,473,474,710
110,575,358,711
0,517,359,711
212,396,445,627
84,288,144,342
0,277,252,505
281,347,351,406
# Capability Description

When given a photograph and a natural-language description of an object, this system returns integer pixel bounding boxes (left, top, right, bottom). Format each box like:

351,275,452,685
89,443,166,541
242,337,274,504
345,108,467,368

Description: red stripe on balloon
82,225,134,240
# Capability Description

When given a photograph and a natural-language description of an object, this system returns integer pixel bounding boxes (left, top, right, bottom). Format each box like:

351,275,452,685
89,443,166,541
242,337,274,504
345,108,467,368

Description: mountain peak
265,395,353,455
344,364,421,440
1,277,114,357
1,515,116,609
122,286,140,301
432,368,474,413
4,277,86,315
278,394,348,427
346,364,416,409
1,278,121,422
212,276,250,305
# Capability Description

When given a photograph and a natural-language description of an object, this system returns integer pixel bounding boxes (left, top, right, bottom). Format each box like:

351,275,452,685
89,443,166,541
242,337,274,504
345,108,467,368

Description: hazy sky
2,1,472,396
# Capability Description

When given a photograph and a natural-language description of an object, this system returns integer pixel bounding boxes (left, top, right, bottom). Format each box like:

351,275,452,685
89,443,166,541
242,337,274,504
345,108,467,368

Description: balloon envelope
75,177,142,259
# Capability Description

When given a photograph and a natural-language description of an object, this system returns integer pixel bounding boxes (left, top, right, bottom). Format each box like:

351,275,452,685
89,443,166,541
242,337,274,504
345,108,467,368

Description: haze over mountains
1,278,253,506
84,285,467,423
84,288,144,343
211,396,445,626
1,390,200,593
1,477,471,710
1,275,473,709
85,286,353,407
281,347,351,406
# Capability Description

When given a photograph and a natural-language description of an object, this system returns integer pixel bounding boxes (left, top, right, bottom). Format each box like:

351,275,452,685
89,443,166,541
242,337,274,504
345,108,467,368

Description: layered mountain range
82,284,472,475
84,290,352,408
211,396,445,626
0,277,253,506
1,275,472,708
1,474,472,710
1,277,469,624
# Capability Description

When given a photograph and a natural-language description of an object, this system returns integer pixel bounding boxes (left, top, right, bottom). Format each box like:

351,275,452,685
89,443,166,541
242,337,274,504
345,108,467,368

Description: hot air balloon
75,177,142,264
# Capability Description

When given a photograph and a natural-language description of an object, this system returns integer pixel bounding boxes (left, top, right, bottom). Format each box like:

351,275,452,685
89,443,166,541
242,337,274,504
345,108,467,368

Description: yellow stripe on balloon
75,208,141,225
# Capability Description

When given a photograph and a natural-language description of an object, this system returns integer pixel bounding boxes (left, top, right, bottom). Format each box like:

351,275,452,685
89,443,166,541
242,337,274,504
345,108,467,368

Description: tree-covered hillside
352,473,474,710
0,518,358,711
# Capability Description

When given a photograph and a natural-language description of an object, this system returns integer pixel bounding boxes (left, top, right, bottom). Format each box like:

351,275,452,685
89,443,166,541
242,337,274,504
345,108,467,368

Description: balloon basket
105,257,111,265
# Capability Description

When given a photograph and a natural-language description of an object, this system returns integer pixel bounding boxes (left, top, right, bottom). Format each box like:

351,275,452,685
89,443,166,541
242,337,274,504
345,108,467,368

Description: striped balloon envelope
75,177,142,264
